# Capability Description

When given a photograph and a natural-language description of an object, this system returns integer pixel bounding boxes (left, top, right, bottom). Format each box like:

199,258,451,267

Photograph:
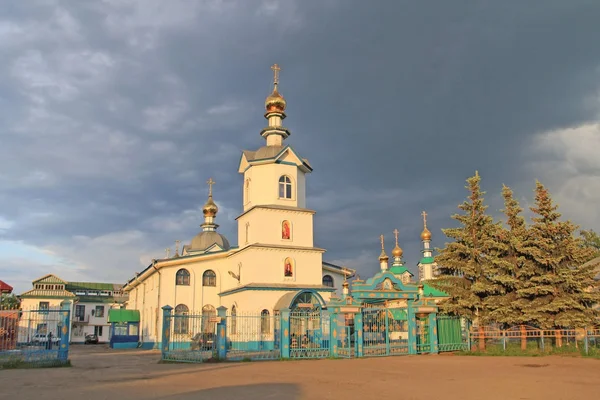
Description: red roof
0,280,13,293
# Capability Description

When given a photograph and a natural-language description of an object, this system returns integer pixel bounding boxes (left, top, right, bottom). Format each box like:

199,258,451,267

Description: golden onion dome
421,227,432,241
379,249,389,261
202,195,218,217
265,87,286,113
392,244,403,258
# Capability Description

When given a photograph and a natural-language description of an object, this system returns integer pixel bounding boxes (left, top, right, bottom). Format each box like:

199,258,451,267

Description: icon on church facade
282,220,291,240
284,257,293,277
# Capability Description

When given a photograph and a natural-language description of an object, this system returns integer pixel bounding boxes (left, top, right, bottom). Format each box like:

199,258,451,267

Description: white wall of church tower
237,208,315,248
242,163,307,211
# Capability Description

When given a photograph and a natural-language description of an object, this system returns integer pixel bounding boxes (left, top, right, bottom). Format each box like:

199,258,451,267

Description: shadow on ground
157,383,301,400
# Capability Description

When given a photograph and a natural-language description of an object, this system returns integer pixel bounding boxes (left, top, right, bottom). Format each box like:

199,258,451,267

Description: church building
122,65,354,347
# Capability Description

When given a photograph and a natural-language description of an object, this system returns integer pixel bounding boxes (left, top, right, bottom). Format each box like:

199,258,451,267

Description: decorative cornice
236,204,316,220
232,243,325,257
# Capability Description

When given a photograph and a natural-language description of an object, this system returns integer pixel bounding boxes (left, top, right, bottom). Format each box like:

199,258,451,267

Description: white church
122,65,355,345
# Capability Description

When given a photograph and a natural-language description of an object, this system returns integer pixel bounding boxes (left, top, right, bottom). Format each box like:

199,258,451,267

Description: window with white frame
278,175,293,199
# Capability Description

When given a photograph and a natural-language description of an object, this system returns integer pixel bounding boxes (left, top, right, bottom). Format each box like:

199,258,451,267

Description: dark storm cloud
1,0,599,292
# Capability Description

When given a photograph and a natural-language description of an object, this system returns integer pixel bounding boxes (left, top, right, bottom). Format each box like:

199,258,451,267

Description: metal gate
289,308,330,359
437,315,468,352
336,312,355,359
416,315,430,354
362,306,409,357
163,313,217,363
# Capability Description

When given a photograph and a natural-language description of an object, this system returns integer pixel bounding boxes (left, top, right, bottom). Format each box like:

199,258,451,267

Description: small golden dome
392,244,403,258
421,227,432,241
265,87,286,113
203,195,218,217
379,249,389,261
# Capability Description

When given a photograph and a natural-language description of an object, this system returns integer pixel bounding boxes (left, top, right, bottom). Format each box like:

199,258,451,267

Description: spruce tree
518,182,599,328
486,185,525,326
432,172,504,325
580,229,600,258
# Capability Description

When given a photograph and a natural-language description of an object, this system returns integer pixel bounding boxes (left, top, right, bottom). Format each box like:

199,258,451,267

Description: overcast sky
2,0,600,293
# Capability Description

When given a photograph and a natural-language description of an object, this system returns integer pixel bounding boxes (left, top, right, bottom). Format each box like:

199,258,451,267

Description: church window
202,305,216,333
278,175,293,199
284,258,294,277
202,270,216,287
281,220,291,240
322,275,334,287
231,305,237,334
174,304,189,334
261,309,270,334
176,269,190,286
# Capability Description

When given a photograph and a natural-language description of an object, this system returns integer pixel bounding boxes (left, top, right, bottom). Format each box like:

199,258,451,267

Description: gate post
428,313,438,354
407,304,417,355
216,306,228,360
329,310,338,358
354,311,363,358
161,305,173,359
279,308,290,359
58,300,71,363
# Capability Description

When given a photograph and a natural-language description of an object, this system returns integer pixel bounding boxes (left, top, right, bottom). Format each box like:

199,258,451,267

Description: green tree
486,185,526,326
432,172,504,325
580,229,600,258
0,293,19,309
518,182,599,328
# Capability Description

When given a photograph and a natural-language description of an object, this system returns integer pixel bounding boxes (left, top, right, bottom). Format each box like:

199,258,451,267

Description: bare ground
1,345,599,400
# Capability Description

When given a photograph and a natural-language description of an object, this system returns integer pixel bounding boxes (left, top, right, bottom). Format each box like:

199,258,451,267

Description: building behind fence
0,301,71,367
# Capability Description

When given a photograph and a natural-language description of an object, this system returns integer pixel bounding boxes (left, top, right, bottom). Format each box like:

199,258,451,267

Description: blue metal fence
0,302,71,368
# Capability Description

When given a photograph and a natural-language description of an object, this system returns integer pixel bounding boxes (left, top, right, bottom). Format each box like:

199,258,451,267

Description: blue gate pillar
329,310,339,358
407,304,417,355
428,313,439,354
216,306,228,360
161,305,173,358
354,311,364,357
59,300,71,363
279,308,290,359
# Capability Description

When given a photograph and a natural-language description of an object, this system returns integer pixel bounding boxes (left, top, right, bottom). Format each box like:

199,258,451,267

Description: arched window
174,304,189,334
175,269,190,286
322,275,334,288
278,175,292,199
284,257,293,277
202,270,216,287
231,305,237,334
261,309,270,334
282,220,291,240
202,305,216,333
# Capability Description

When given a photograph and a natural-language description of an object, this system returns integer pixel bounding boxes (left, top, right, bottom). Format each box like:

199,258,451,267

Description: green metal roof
108,309,140,323
419,256,435,264
66,282,119,291
422,283,447,297
389,266,413,276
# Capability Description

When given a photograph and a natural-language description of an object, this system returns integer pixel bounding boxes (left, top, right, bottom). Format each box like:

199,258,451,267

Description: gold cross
380,234,385,250
393,229,399,246
421,211,428,227
207,178,215,196
271,64,281,85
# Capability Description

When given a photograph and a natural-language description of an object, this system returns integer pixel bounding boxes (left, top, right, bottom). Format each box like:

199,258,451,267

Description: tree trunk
478,326,486,351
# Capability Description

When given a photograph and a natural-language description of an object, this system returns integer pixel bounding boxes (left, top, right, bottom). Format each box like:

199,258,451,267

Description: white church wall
243,163,306,209
237,207,315,248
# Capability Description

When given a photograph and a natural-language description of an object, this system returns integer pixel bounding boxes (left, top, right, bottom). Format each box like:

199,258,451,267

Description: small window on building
203,270,216,287
95,306,105,318
94,326,103,337
278,175,293,199
261,310,270,334
39,301,49,314
176,269,190,286
322,275,334,288
174,304,189,334
202,305,216,333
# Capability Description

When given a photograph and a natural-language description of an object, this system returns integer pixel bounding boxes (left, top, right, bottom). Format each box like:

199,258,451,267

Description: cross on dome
207,178,216,197
271,63,281,85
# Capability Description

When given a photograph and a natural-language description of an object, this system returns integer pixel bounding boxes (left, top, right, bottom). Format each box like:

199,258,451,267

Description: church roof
389,266,413,276
239,145,312,173
189,231,231,252
32,274,67,285
20,288,76,299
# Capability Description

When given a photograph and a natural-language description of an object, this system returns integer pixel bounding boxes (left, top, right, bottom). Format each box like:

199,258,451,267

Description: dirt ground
1,346,599,400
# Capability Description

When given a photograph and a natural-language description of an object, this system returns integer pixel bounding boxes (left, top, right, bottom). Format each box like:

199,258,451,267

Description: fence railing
0,304,71,368
468,325,600,355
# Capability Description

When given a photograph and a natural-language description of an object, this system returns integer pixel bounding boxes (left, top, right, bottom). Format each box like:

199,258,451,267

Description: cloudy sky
2,0,600,293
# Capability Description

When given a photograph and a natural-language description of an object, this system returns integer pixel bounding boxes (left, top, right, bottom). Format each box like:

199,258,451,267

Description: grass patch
458,341,600,360
0,357,71,370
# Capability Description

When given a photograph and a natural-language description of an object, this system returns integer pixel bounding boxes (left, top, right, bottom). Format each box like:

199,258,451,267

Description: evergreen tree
518,182,599,328
0,293,19,309
432,172,504,325
580,229,600,258
486,185,526,326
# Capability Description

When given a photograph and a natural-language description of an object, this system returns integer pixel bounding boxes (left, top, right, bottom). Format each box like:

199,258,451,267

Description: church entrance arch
283,290,329,358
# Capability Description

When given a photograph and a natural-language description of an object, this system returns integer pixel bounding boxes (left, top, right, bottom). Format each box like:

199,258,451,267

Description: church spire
378,234,389,271
201,178,219,232
391,228,404,266
262,63,291,146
